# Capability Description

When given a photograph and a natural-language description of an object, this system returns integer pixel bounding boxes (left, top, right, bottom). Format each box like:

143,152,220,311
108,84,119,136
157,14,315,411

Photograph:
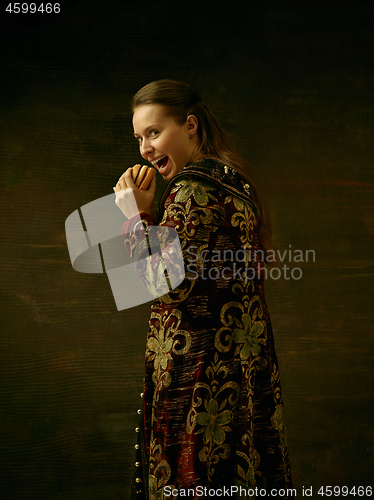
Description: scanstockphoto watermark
164,485,297,497
186,245,316,281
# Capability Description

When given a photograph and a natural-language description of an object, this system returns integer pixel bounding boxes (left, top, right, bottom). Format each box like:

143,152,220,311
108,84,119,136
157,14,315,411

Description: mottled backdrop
1,1,373,499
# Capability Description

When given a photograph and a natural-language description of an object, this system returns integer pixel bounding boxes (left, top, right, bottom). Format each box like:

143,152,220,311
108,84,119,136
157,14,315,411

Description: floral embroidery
233,313,265,359
236,441,265,490
195,398,233,445
147,334,173,371
148,457,172,500
187,353,239,482
229,195,256,247
147,309,192,393
174,179,218,207
148,475,164,500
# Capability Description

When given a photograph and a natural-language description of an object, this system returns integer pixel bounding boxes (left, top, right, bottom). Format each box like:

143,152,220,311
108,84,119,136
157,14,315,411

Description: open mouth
152,156,169,173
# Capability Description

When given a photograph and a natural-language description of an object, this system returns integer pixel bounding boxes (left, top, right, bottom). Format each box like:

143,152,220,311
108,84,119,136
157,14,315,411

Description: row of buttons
133,392,144,494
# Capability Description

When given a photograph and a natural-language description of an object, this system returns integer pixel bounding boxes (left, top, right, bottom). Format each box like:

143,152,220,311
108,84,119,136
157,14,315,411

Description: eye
134,129,159,146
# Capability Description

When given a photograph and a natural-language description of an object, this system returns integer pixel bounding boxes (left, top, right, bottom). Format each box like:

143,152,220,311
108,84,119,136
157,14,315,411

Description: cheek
158,134,173,152
171,132,188,152
159,128,188,159
161,135,180,156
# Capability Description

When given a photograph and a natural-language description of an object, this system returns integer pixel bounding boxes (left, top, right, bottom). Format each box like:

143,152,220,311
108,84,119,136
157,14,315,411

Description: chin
161,165,178,181
162,172,175,182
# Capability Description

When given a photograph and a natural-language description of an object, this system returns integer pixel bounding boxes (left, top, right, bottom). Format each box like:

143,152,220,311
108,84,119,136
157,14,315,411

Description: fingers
124,167,136,188
113,167,134,192
148,175,156,195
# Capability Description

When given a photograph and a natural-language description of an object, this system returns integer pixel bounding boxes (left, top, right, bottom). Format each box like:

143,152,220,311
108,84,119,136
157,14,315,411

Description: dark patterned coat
123,158,293,500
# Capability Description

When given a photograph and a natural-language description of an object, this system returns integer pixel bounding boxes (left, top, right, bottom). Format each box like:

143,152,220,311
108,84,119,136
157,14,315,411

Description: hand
113,166,157,220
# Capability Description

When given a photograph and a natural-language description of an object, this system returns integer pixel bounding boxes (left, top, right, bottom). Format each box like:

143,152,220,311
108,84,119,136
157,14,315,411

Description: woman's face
132,104,199,182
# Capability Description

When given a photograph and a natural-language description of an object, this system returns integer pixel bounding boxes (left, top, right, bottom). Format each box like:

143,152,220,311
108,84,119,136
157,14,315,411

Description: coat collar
159,157,256,215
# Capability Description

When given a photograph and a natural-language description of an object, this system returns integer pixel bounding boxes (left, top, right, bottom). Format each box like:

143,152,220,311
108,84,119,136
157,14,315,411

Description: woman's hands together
113,166,157,221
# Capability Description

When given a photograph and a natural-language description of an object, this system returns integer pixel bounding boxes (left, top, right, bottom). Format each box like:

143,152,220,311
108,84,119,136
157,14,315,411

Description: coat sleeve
122,176,226,305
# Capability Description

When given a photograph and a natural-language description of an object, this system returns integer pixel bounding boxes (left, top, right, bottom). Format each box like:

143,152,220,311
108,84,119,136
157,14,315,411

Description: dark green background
1,1,373,498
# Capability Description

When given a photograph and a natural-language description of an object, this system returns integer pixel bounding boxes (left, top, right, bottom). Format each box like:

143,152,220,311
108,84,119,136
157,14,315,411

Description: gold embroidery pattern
148,438,172,500
164,179,224,249
236,431,266,492
174,179,218,207
147,308,192,394
158,179,224,306
225,195,256,247
187,352,240,482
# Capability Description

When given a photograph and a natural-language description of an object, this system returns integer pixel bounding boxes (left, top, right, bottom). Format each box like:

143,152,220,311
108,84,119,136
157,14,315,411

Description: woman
114,80,293,499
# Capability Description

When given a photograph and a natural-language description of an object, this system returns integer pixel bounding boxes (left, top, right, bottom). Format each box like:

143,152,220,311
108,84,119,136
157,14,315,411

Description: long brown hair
132,79,275,261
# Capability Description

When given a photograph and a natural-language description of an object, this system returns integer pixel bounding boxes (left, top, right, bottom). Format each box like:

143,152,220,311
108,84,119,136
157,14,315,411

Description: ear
185,114,199,136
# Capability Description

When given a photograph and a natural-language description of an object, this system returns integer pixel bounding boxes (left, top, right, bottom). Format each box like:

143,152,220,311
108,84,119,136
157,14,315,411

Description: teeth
151,156,166,167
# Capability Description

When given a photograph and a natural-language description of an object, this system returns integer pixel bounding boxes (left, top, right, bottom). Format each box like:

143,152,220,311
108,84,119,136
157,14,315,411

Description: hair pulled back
132,79,274,259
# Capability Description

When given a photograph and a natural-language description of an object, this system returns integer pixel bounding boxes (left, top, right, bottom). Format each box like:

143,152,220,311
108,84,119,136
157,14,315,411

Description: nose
140,139,152,159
